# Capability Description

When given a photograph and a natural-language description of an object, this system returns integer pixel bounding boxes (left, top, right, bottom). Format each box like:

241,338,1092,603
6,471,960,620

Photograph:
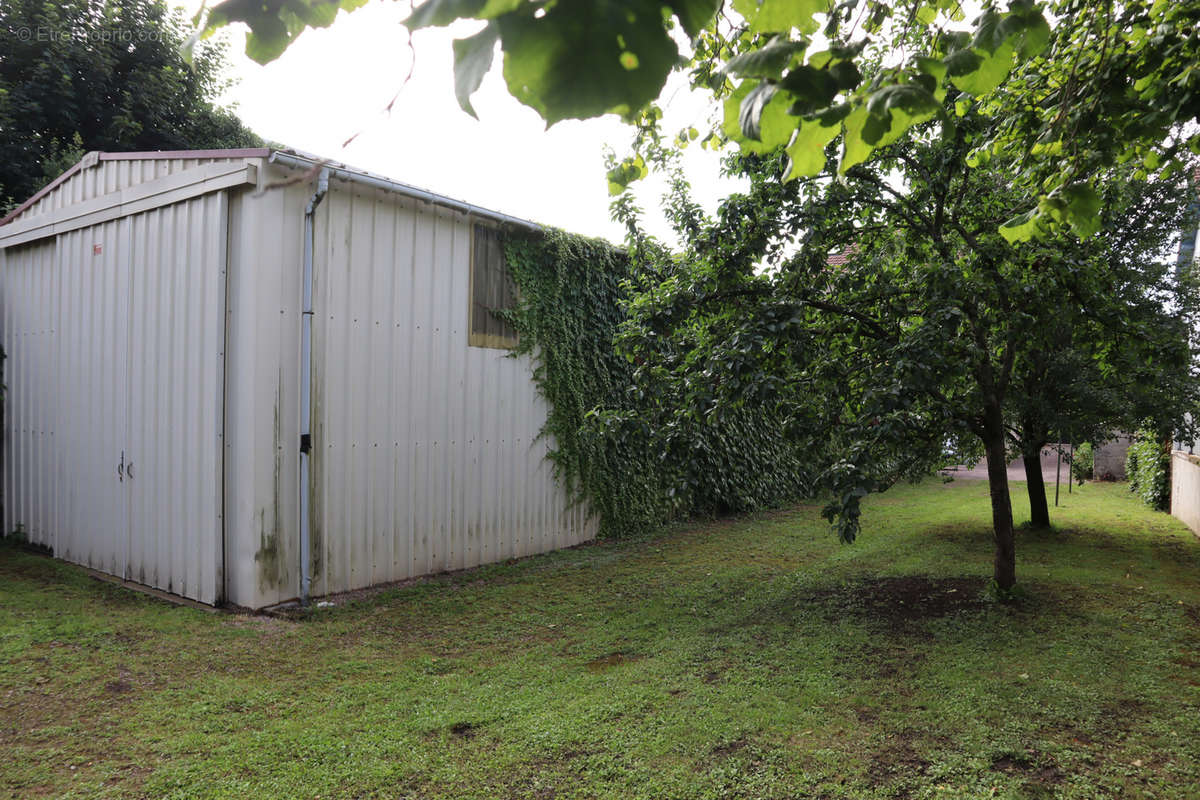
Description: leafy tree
1004,173,1197,527
0,0,261,211
199,0,1199,239
193,0,1200,587
609,102,1196,591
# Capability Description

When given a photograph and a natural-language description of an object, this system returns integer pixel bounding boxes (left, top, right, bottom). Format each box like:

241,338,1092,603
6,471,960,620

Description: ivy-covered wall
505,229,810,536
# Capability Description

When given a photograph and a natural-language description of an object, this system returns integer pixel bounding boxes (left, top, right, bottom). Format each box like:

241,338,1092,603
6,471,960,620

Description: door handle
117,451,124,482
126,460,134,480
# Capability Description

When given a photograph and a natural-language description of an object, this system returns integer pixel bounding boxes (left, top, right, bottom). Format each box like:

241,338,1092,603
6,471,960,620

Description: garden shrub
1126,430,1170,511
1070,442,1093,484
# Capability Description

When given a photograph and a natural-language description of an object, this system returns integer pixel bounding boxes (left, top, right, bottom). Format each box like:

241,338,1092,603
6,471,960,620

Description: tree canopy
0,0,261,211
198,0,1200,240
606,100,1197,589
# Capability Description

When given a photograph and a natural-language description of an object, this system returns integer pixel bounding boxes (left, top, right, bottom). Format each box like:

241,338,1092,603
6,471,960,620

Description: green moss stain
254,508,283,592
255,383,286,592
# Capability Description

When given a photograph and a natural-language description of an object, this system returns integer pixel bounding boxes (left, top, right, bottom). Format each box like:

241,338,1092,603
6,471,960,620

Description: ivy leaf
452,23,499,117
723,36,808,78
498,0,678,124
404,0,522,29
664,0,723,38
204,0,370,64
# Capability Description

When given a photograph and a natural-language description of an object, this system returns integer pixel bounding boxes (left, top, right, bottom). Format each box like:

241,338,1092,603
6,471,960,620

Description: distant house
0,149,595,608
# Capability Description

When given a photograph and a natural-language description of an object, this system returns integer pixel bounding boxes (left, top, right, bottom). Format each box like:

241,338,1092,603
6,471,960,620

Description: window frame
468,222,519,350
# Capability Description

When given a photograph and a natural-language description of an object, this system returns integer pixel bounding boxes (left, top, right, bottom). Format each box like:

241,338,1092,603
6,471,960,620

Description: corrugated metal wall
302,180,596,600
0,191,228,604
3,153,597,609
12,155,261,222
221,176,307,608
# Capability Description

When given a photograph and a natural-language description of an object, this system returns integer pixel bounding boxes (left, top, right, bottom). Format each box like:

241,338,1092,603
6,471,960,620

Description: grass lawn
2,480,1199,799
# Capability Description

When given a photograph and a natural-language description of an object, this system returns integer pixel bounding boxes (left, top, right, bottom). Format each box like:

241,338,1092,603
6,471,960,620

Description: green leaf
1061,183,1102,238
780,65,839,114
723,81,796,151
452,23,499,117
205,0,371,64
742,0,825,35
606,155,648,195
723,36,808,78
914,55,947,82
404,0,521,29
863,83,941,147
664,0,723,38
838,105,872,173
999,208,1041,243
498,0,678,124
740,82,780,141
945,41,1013,95
999,6,1051,60
784,112,842,179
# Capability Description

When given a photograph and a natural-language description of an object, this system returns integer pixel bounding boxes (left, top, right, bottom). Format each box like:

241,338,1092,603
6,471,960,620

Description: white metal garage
0,148,595,608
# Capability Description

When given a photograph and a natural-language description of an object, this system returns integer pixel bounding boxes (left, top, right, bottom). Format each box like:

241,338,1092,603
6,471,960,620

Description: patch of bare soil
449,722,478,739
991,752,1064,785
709,736,749,758
800,576,988,625
1183,603,1200,627
866,739,931,795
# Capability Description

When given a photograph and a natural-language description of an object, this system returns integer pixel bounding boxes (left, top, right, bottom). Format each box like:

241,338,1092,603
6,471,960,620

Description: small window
469,223,518,349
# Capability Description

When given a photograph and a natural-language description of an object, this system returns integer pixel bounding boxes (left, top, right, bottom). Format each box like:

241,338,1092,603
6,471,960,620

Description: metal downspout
300,168,329,607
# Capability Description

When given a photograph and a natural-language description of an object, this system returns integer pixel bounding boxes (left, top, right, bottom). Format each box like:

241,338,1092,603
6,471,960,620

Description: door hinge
300,433,311,455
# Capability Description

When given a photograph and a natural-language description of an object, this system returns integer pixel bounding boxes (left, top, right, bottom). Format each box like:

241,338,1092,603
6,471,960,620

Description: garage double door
0,193,228,603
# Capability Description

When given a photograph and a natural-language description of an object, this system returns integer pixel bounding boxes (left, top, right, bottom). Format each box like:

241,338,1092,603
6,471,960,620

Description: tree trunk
1023,448,1050,528
983,415,1017,591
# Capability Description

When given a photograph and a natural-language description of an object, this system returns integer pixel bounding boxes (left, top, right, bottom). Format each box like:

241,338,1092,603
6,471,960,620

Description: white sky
178,0,743,246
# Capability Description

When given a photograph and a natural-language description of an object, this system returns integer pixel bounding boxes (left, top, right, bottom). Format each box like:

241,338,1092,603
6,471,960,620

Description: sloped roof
0,148,269,227
1,147,541,234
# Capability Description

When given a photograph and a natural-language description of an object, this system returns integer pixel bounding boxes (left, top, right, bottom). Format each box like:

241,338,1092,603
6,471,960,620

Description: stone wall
1093,434,1132,481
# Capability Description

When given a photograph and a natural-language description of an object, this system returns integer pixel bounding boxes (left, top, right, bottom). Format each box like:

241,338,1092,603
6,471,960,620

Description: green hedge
505,229,809,536
1070,442,1093,483
1126,430,1170,511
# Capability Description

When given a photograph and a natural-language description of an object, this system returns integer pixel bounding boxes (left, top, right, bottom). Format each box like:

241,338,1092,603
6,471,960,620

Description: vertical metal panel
221,173,307,609
123,193,227,604
306,180,597,600
0,181,229,605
